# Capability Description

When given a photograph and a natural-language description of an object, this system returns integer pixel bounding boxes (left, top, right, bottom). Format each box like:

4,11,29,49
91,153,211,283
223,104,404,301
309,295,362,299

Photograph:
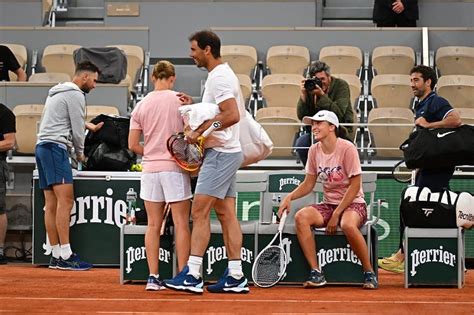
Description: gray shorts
195,149,243,199
0,160,7,215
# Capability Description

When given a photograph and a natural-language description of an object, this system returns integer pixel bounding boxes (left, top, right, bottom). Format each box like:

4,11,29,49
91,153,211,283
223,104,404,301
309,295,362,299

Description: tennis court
1,264,473,313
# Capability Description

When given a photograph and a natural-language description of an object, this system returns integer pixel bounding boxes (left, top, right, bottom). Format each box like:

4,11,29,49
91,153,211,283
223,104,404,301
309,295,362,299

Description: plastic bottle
271,193,278,224
126,188,137,225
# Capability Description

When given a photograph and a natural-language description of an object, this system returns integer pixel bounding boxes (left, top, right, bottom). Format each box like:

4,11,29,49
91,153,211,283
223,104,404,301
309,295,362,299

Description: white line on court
0,297,473,305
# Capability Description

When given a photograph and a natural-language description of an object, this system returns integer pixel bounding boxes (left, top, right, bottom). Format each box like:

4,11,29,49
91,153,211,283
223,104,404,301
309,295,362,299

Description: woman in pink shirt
278,110,377,289
129,61,191,291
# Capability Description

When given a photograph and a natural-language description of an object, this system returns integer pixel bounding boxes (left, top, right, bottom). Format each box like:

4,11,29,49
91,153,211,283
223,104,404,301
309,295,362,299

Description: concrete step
323,7,373,19
63,20,105,26
322,19,375,27
324,0,374,7
56,6,104,20
69,0,104,7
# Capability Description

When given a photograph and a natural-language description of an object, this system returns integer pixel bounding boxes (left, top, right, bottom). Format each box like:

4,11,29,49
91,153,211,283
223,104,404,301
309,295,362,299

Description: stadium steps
321,0,374,27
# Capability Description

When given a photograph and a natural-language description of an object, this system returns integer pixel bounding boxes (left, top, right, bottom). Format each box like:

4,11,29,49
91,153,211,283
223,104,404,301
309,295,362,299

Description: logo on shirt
437,131,455,138
317,166,344,183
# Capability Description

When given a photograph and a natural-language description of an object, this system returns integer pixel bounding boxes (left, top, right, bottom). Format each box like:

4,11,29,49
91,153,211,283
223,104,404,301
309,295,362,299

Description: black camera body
304,77,323,92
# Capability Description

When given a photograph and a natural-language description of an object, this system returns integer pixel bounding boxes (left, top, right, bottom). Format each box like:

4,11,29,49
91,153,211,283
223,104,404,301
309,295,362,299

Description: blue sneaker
207,268,249,294
48,256,60,269
304,269,327,288
57,253,93,271
145,275,166,291
163,266,204,294
363,271,378,289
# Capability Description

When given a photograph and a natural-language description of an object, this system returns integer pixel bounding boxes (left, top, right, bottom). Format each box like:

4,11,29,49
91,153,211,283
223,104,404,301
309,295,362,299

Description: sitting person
295,61,353,166
279,110,377,289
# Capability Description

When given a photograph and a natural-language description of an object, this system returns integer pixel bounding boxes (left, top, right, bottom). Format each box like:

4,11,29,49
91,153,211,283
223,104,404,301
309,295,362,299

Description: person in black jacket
373,0,419,27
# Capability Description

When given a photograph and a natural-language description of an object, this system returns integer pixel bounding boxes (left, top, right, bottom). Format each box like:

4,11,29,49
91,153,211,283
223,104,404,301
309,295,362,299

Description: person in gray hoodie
35,61,100,271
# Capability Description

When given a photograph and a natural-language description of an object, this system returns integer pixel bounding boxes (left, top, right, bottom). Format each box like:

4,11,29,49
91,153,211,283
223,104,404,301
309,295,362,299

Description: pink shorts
310,203,367,227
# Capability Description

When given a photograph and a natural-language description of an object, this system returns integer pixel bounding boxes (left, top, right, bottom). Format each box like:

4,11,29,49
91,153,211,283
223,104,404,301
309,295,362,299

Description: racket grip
278,211,287,232
202,121,222,138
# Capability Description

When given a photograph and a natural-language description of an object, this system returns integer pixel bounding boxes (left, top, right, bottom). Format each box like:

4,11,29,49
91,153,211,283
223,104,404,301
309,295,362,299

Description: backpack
73,47,127,84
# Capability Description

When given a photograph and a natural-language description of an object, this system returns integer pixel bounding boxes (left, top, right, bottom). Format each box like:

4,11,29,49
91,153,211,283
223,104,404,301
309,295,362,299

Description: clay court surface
1,264,473,314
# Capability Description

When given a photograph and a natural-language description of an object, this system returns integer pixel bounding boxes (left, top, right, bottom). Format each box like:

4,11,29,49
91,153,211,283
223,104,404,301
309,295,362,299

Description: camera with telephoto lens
304,77,323,92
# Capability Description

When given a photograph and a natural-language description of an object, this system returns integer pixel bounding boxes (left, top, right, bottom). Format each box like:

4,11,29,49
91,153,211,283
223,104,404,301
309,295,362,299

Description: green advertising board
120,225,174,283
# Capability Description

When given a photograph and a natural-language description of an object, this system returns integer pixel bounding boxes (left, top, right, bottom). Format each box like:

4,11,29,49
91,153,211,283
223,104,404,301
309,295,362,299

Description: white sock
228,260,243,279
60,244,73,260
187,255,203,278
52,244,61,259
149,273,159,278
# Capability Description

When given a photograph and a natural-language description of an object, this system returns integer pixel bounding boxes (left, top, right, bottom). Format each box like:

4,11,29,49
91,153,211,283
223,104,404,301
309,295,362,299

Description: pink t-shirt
305,138,365,205
130,90,184,173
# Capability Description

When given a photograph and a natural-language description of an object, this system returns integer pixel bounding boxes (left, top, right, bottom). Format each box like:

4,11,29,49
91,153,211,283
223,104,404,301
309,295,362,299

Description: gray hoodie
37,82,86,154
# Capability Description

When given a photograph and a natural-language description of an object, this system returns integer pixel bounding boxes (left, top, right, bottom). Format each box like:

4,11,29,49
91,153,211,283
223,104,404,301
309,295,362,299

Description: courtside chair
372,46,415,75
236,74,253,103
2,43,27,81
256,107,300,158
12,104,44,154
367,107,414,158
436,46,474,76
457,107,474,125
42,44,81,79
261,74,304,108
319,46,363,76
85,105,120,122
221,45,258,77
28,72,71,83
266,45,310,75
371,74,413,109
437,75,474,109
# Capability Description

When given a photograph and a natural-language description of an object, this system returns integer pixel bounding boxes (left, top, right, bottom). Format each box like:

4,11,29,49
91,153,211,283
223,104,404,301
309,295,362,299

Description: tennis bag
87,114,131,149
73,47,127,84
86,142,136,172
400,186,474,229
400,125,474,169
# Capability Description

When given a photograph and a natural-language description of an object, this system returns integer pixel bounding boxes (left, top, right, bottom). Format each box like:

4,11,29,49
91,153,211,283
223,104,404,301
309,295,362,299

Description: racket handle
202,121,222,138
278,211,287,232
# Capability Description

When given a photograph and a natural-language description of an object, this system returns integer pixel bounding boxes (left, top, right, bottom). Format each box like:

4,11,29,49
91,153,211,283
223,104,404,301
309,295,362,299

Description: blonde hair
152,60,175,80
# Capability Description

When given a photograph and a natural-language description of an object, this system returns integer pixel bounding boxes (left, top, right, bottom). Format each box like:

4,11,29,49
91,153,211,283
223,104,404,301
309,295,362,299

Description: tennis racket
392,160,414,184
167,121,221,172
252,211,288,288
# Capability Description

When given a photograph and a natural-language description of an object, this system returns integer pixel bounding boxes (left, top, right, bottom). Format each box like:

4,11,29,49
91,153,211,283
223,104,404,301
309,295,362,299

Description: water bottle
126,188,137,225
271,193,278,224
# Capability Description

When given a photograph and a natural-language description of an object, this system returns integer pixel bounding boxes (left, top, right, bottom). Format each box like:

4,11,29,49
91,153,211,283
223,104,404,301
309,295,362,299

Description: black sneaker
0,254,7,265
49,256,60,269
363,271,378,289
303,269,327,288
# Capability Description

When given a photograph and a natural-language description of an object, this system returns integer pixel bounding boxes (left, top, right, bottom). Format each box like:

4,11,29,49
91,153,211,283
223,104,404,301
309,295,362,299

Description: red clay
1,264,473,314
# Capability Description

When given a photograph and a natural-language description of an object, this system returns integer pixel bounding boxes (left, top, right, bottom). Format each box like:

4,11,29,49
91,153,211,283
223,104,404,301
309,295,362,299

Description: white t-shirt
201,63,241,153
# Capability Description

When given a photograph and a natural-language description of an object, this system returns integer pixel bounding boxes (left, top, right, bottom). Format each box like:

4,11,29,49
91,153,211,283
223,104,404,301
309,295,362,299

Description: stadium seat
28,72,71,83
436,46,474,76
333,73,361,105
12,104,44,154
42,44,81,79
457,107,474,125
86,105,120,122
256,107,300,157
2,43,27,81
221,45,258,76
107,45,144,84
319,46,363,75
261,73,303,108
437,75,474,109
371,74,413,108
236,74,252,102
368,107,414,158
266,45,310,74
372,46,415,75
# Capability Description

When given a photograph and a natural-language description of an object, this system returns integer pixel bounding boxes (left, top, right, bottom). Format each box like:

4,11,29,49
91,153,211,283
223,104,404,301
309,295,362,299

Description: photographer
295,61,354,166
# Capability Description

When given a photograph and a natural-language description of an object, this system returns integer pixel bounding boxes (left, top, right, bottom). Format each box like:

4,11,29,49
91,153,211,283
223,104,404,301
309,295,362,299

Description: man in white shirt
164,30,249,294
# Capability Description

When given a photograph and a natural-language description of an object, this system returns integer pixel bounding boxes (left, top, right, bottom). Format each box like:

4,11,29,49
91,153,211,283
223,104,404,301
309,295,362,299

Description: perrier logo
126,246,171,274
410,245,456,276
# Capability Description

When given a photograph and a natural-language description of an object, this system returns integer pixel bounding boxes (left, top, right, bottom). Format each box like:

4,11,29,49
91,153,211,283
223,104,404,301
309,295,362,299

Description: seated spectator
0,45,27,82
295,61,353,166
373,0,419,27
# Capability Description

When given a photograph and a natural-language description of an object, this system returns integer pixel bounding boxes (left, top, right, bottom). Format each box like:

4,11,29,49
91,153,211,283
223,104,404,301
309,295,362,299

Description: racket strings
253,246,286,287
168,134,204,170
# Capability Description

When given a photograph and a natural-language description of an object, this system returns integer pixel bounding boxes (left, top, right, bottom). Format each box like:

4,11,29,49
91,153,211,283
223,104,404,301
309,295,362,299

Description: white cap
302,110,339,128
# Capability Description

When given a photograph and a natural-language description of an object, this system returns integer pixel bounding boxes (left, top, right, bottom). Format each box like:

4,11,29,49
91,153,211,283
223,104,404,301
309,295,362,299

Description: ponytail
335,126,351,142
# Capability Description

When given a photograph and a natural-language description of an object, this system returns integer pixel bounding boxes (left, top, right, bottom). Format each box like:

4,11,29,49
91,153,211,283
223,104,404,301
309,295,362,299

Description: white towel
179,102,220,131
